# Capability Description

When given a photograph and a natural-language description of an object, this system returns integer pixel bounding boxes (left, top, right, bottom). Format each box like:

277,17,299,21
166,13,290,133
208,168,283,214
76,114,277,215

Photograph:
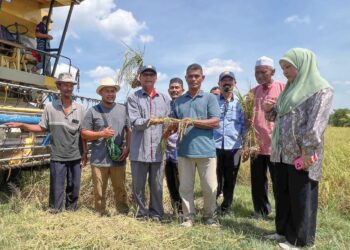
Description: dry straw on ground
1,128,349,249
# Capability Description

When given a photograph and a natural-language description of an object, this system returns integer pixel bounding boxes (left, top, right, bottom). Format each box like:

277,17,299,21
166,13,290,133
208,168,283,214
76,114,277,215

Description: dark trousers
275,163,318,247
250,154,276,216
216,148,241,210
164,159,182,213
131,161,163,219
49,159,81,211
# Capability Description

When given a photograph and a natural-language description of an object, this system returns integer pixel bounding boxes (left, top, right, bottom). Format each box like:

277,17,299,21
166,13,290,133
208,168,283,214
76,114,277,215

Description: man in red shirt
250,56,285,218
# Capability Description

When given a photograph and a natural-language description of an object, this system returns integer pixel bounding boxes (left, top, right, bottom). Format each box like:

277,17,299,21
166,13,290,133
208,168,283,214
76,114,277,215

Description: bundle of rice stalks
235,89,260,162
148,117,194,141
148,117,196,152
116,45,144,88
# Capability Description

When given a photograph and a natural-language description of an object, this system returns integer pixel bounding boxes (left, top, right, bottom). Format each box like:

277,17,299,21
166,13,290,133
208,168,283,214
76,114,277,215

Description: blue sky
52,0,350,108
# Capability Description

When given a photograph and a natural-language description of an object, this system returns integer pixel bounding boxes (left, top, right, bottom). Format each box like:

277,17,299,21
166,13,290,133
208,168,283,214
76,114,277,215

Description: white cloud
157,72,168,82
139,34,154,44
88,66,116,80
54,63,78,79
54,0,146,44
75,46,82,54
69,30,80,40
203,58,243,76
332,80,350,85
100,9,146,44
284,15,310,24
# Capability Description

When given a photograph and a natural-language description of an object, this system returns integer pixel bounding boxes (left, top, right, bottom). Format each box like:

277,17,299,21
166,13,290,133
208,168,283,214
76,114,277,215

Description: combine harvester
0,0,98,182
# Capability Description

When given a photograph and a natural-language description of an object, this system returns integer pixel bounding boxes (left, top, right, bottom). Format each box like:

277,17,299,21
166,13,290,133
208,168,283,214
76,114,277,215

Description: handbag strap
96,104,109,128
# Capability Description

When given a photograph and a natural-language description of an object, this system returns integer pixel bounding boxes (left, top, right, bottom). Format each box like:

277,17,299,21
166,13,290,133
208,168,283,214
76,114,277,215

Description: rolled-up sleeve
127,94,149,131
302,88,333,155
39,106,50,131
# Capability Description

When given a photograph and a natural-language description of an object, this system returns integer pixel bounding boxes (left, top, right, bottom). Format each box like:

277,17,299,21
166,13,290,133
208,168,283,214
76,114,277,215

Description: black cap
42,15,53,23
140,65,157,74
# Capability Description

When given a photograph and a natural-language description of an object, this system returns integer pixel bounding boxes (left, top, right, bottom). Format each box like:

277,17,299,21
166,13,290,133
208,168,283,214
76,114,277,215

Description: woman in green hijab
264,48,333,249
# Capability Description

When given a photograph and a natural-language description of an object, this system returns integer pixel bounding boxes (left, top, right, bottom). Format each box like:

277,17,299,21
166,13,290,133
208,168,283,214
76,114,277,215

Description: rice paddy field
0,127,349,249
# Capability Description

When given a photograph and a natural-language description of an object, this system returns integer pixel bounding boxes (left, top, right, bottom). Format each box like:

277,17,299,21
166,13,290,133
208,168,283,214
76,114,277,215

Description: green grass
0,127,349,249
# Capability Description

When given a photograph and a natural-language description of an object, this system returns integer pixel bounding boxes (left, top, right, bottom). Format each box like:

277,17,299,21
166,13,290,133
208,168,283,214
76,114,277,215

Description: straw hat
96,77,120,95
56,72,77,85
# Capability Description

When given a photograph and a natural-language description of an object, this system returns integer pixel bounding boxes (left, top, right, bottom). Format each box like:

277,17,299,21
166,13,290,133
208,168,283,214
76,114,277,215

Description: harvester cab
0,0,97,173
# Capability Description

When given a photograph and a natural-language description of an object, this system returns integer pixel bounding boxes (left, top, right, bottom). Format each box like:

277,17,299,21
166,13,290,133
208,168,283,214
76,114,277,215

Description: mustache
223,84,233,92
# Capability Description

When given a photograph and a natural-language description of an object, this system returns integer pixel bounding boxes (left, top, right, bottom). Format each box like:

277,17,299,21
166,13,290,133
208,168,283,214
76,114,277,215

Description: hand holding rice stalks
148,117,197,153
148,117,194,142
235,90,260,162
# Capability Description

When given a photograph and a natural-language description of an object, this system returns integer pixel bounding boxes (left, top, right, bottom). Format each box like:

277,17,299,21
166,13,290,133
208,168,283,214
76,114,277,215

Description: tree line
329,108,350,127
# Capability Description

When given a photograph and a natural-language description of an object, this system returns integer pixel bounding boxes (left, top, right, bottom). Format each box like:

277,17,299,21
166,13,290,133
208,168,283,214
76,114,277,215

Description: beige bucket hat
56,72,77,85
96,77,120,95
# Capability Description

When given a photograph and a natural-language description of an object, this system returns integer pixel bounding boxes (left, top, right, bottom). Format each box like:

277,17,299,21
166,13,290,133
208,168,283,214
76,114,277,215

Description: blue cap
140,64,157,74
219,71,235,81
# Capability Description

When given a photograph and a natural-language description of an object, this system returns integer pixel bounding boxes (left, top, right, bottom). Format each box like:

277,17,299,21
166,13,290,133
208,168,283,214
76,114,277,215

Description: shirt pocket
66,123,80,136
226,107,238,121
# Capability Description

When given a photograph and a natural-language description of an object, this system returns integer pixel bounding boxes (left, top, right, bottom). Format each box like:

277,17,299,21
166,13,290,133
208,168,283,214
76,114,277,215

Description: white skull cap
255,56,274,69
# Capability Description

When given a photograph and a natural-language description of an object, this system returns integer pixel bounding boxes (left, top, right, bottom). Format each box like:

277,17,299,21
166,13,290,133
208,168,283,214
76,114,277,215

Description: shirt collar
185,90,204,98
219,94,234,102
262,81,275,90
55,98,77,110
141,88,159,97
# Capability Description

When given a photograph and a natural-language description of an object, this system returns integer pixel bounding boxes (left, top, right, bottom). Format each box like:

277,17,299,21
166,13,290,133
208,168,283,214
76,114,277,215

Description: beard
223,84,233,93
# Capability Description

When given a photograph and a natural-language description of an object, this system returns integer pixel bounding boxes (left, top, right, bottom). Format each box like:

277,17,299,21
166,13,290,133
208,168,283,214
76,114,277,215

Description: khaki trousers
91,166,129,214
177,157,218,219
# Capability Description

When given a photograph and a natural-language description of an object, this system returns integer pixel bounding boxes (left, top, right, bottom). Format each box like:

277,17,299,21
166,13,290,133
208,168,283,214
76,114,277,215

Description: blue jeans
36,40,51,75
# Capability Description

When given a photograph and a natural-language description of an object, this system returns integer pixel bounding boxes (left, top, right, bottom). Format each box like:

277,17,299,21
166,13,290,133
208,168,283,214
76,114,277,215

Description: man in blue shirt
213,71,245,215
33,15,53,75
173,63,220,227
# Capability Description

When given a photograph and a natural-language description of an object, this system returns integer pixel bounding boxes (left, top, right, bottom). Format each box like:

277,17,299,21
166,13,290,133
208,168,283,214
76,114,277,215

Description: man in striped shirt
127,65,170,221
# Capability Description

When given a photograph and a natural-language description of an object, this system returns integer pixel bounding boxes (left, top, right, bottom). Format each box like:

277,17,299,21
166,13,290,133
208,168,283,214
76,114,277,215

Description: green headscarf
271,48,332,152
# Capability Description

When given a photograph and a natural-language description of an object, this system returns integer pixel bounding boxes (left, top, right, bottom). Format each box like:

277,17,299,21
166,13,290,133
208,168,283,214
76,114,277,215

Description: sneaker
264,233,285,241
135,214,148,221
219,207,233,217
47,208,61,214
180,218,194,228
116,205,129,215
278,241,300,250
150,216,162,223
204,218,219,227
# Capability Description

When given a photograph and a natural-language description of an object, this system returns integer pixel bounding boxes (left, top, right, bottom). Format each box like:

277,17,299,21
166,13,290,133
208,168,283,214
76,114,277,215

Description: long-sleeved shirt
166,132,178,162
252,81,285,155
213,94,246,150
266,88,333,181
127,89,170,163
166,100,178,162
